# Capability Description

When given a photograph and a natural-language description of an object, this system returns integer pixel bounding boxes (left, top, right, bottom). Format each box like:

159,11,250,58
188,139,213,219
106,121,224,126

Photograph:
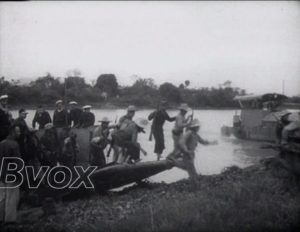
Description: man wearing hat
171,118,218,187
148,100,176,160
275,110,292,144
69,101,82,128
168,103,193,159
111,118,148,163
53,100,70,128
118,105,136,130
79,105,95,128
32,105,52,129
281,111,300,147
14,109,30,162
0,95,11,142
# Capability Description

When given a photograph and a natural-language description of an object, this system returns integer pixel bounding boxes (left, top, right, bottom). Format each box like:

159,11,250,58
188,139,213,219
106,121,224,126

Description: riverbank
2,156,299,232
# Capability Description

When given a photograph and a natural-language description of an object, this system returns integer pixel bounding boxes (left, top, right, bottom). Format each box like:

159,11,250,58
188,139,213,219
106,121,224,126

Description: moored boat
221,93,300,142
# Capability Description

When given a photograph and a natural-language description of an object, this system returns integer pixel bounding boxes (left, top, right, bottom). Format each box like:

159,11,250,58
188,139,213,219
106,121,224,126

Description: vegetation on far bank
2,72,299,109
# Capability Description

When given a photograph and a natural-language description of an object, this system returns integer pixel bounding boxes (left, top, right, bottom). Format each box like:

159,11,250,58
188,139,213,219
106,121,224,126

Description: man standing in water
171,119,218,187
167,103,193,160
148,100,175,160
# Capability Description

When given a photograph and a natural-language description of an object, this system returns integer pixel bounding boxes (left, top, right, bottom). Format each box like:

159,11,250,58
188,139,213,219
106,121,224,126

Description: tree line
1,73,298,108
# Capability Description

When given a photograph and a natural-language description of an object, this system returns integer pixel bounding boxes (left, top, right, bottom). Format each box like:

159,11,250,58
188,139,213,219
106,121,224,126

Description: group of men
0,93,218,223
33,100,95,129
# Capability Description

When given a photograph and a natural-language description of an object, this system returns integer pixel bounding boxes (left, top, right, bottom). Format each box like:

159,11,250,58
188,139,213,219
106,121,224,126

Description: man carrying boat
0,95,11,142
275,110,292,144
61,130,79,167
148,100,175,160
0,124,22,224
112,118,148,164
32,105,52,129
118,105,136,130
79,105,95,128
53,100,69,128
40,123,60,167
68,101,82,128
90,117,113,167
167,103,193,160
170,119,218,187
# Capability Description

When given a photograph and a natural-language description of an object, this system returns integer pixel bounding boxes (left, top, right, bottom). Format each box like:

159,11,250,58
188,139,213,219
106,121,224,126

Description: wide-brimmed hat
135,118,148,132
127,105,136,112
98,116,111,123
0,95,8,101
19,108,28,114
69,101,78,105
178,103,191,112
44,123,53,130
56,100,63,105
83,105,92,110
188,119,201,128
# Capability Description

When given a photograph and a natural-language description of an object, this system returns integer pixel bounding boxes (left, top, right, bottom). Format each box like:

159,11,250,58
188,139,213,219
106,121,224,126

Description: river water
11,109,277,183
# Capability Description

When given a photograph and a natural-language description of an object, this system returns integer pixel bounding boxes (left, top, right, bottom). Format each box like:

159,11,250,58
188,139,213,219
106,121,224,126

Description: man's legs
183,153,198,187
0,183,20,223
167,134,182,159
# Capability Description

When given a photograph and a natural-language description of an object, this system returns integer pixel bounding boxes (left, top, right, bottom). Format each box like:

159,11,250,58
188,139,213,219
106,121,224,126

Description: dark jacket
32,111,52,129
148,109,175,132
69,108,83,127
79,112,95,128
53,109,69,128
14,117,29,159
0,108,11,142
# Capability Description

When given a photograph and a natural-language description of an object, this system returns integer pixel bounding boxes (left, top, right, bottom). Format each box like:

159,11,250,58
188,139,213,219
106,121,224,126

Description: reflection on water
11,109,277,183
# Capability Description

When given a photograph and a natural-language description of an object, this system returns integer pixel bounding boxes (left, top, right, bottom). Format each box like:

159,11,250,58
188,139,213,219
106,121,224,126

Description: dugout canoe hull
91,159,175,193
33,159,175,199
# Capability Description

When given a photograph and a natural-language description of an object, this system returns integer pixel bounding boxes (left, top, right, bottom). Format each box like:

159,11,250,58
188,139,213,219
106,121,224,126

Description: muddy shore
1,157,300,232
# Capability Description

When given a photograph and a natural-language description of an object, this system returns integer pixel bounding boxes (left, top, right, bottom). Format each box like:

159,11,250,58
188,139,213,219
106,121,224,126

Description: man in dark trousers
32,105,52,129
148,101,176,160
0,95,11,142
79,105,95,128
69,101,82,128
53,100,69,128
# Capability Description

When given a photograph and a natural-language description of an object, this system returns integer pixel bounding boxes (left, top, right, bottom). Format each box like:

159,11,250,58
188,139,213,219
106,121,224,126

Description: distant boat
221,93,300,142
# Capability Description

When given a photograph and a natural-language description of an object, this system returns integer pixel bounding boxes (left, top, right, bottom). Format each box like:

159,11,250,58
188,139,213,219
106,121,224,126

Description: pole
64,78,68,127
282,80,285,95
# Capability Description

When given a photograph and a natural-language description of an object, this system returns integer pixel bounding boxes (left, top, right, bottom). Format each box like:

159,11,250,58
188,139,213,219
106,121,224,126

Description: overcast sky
0,1,300,96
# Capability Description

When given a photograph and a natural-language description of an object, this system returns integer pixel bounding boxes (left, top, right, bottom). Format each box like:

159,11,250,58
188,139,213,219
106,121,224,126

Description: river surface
11,109,277,183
